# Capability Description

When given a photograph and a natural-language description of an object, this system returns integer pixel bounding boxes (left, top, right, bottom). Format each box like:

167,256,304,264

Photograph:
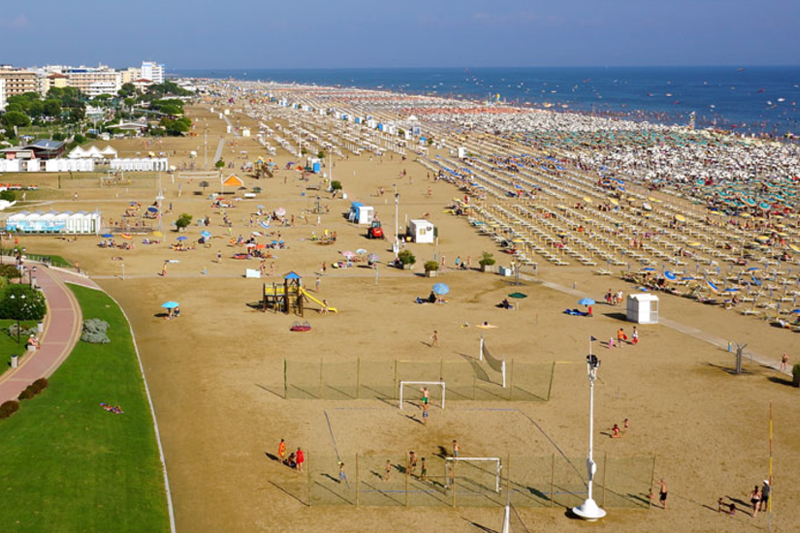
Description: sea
172,67,800,136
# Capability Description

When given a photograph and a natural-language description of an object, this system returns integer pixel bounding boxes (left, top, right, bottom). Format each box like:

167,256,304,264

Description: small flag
590,336,597,342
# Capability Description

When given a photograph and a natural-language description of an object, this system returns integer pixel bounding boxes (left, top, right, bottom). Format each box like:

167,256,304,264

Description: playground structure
262,272,338,316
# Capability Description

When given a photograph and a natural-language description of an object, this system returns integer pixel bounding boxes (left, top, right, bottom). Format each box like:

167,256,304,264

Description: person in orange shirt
278,439,287,462
617,328,626,348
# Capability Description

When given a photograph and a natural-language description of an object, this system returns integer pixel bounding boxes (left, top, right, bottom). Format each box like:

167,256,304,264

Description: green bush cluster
81,318,110,344
8,323,38,339
0,265,22,279
0,285,47,321
18,378,48,401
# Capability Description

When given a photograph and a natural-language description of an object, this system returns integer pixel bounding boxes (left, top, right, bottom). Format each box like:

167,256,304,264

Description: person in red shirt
278,439,287,462
296,447,305,472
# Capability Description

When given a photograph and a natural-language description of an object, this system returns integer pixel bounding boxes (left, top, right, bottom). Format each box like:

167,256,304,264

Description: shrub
424,260,439,272
8,323,38,339
0,276,8,290
0,264,21,279
18,378,47,401
398,249,416,265
479,252,496,267
330,180,342,191
0,189,15,202
175,213,192,231
81,318,110,344
0,400,19,420
0,285,47,321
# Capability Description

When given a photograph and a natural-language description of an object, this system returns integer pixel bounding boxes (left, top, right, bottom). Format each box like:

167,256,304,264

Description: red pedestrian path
0,264,86,403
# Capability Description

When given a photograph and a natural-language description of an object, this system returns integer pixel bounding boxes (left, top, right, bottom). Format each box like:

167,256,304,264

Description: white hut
407,219,435,244
68,146,87,159
626,293,659,324
100,145,118,159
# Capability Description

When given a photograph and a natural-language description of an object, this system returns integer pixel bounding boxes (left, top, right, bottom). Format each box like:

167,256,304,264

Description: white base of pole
572,498,606,521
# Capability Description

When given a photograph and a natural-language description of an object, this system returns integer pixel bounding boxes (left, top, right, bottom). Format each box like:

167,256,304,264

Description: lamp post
394,184,400,259
9,293,26,345
572,350,607,521
29,266,36,288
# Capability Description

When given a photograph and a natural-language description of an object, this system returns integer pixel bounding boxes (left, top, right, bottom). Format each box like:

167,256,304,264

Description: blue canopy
432,283,450,295
161,301,179,309
578,298,595,306
201,230,211,238
176,236,187,241
664,271,677,281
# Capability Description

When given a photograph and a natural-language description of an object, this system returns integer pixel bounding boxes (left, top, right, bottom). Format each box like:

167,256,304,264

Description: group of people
717,480,771,518
608,326,639,348
277,438,305,472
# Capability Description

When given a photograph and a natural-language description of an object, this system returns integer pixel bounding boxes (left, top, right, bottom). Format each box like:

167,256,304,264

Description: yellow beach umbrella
688,242,701,247
789,244,800,253
740,213,752,219
609,198,619,206
755,235,770,242
152,231,163,237
675,214,686,222
583,196,592,203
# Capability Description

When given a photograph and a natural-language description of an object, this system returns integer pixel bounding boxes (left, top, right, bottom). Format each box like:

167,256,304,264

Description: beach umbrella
641,267,656,272
746,267,760,272
664,271,677,281
356,248,367,255
790,309,800,314
147,206,158,213
578,298,595,306
120,234,132,240
367,253,379,262
201,230,212,239
152,231,163,237
176,236,187,241
161,301,179,309
707,281,720,292
274,207,286,217
432,283,450,295
724,288,740,293
508,292,527,299
342,251,355,258
101,233,113,238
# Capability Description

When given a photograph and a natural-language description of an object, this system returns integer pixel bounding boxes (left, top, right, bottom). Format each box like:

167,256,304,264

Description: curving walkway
0,265,92,403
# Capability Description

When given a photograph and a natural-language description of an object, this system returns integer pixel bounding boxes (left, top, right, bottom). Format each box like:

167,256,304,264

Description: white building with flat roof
141,61,165,84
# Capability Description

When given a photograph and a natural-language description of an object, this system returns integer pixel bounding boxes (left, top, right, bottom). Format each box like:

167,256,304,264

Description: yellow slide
299,288,338,313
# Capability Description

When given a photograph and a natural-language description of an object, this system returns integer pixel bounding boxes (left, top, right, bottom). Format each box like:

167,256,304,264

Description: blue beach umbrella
432,283,450,295
707,281,720,292
161,301,179,309
664,271,677,281
101,233,113,238
578,298,595,306
176,236,187,241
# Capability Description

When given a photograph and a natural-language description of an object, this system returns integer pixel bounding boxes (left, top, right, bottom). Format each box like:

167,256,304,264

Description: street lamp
9,293,26,345
572,351,607,521
29,266,37,288
394,185,400,259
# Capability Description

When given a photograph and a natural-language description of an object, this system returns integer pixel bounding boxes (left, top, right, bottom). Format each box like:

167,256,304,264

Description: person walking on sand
420,457,428,481
338,461,347,484
422,402,429,426
420,386,429,406
658,479,668,509
617,327,626,347
408,451,418,475
453,440,461,458
749,485,761,517
383,460,392,482
631,326,639,345
430,330,439,348
161,263,168,277
780,353,788,372
295,447,305,472
760,480,770,512
217,250,222,263
278,439,287,462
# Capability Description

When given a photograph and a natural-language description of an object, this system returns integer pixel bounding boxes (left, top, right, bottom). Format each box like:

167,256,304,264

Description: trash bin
11,355,18,369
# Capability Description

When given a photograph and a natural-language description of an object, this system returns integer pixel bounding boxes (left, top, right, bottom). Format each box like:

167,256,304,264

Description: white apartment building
140,61,165,84
0,78,6,111
66,66,122,97
121,67,141,84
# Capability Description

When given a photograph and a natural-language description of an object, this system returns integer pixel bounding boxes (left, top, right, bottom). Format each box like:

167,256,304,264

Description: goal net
480,337,507,388
445,457,502,493
398,381,445,409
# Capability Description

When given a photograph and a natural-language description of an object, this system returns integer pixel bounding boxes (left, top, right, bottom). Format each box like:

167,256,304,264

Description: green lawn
0,284,170,532
0,318,39,373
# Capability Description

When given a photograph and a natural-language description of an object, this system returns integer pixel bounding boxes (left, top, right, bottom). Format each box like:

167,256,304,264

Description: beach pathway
0,265,95,403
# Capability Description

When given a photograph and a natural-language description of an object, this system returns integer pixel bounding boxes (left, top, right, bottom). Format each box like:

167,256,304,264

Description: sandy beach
5,94,799,533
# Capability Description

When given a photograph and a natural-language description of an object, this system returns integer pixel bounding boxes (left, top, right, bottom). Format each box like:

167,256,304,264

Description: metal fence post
356,358,361,399
546,362,556,401
405,457,410,507
508,359,515,400
318,358,323,399
550,453,555,508
355,454,360,506
602,452,607,507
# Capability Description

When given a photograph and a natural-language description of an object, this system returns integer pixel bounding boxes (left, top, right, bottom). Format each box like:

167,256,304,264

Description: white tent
85,145,103,159
68,146,87,159
100,145,118,158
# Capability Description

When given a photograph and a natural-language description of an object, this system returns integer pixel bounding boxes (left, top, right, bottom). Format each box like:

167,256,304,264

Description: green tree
317,150,325,159
215,159,225,169
330,180,342,191
0,285,47,321
73,133,86,145
43,99,62,117
118,83,136,98
0,190,15,202
2,111,31,128
175,213,193,231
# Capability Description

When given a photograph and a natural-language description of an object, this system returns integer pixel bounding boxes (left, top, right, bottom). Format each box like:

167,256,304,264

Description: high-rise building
0,66,38,96
0,78,6,111
141,61,165,85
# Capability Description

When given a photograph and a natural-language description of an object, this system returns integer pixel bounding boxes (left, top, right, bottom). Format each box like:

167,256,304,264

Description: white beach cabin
626,293,659,324
407,219,435,244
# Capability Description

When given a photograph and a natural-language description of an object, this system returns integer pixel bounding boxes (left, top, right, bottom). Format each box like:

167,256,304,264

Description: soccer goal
445,457,502,493
480,337,507,388
398,381,445,409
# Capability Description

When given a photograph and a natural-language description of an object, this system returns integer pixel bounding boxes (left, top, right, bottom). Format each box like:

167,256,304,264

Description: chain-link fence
284,358,555,402
307,454,654,509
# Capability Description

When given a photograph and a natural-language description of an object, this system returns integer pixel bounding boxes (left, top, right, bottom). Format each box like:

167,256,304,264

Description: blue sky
1,0,798,69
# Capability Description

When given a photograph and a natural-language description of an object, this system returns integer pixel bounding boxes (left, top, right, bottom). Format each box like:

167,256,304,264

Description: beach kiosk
347,202,374,225
626,293,659,324
407,219,435,244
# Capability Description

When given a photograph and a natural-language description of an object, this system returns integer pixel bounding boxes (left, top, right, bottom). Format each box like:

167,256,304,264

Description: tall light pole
393,184,400,259
9,293,26,345
572,349,606,521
